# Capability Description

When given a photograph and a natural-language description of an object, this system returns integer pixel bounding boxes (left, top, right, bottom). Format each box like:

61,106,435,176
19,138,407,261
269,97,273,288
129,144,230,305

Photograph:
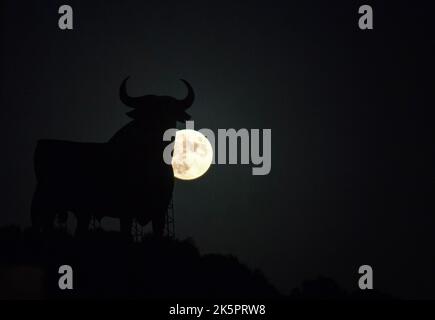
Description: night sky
1,0,434,298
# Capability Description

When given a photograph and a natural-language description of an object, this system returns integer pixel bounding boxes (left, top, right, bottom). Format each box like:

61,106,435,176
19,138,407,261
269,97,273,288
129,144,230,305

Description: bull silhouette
31,77,194,237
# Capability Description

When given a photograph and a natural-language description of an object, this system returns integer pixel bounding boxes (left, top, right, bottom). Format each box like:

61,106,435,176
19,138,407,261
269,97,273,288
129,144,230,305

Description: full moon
172,129,213,180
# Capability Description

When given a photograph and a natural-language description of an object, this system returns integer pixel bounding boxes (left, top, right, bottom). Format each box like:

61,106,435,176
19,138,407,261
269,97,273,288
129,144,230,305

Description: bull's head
119,77,194,122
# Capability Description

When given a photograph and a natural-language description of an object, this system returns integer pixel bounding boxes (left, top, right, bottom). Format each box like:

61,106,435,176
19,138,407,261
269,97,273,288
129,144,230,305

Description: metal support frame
165,198,175,238
133,219,144,242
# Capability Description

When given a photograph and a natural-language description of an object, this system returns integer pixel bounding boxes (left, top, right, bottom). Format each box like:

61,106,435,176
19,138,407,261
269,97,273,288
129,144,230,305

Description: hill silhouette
0,226,279,299
289,275,395,300
0,226,395,300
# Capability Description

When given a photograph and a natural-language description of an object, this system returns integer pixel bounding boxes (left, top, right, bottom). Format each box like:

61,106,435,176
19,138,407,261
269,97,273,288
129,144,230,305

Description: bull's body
32,137,173,235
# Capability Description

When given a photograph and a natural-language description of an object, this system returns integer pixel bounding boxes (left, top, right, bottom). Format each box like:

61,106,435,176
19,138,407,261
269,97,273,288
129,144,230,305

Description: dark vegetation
0,225,278,299
0,225,394,300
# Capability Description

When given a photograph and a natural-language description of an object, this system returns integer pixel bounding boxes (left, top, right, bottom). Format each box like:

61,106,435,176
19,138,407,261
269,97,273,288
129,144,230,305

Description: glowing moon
172,129,213,180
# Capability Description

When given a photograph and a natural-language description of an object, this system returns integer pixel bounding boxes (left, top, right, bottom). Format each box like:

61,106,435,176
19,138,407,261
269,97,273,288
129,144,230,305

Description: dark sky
1,0,434,298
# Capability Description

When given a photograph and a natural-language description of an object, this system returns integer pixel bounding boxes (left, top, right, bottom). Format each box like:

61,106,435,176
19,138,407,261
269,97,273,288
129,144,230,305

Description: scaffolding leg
133,219,142,242
165,198,175,239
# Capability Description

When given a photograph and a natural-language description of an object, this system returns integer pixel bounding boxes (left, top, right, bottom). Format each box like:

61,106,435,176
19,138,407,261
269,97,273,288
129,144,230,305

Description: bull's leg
31,184,56,233
120,217,133,239
75,212,91,236
152,213,165,237
31,184,43,231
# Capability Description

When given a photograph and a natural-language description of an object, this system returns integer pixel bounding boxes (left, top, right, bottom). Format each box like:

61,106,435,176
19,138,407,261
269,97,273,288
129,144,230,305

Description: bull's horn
119,76,136,108
179,79,194,110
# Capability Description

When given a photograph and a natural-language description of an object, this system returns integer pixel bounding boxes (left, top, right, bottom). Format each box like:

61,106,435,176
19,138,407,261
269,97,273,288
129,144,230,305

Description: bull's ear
126,110,135,118
176,111,191,122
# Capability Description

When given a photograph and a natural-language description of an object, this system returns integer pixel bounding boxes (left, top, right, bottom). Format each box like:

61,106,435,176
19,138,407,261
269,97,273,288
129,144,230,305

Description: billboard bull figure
31,77,194,237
